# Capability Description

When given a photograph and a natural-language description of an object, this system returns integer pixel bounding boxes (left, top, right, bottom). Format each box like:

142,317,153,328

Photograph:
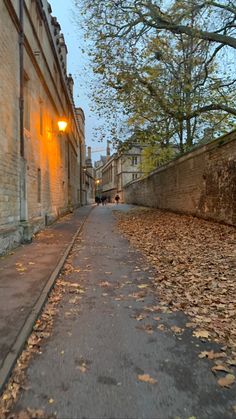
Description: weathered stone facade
100,146,143,202
124,130,236,226
0,0,85,254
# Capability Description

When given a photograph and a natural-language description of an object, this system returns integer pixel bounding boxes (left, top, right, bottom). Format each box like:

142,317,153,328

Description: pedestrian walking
115,194,120,205
95,196,101,205
101,196,107,206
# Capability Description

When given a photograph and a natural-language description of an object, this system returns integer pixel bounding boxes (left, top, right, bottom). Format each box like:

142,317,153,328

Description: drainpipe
19,0,31,241
79,140,83,206
19,0,24,157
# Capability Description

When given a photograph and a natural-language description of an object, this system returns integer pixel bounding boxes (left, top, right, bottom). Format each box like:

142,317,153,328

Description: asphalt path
10,204,236,419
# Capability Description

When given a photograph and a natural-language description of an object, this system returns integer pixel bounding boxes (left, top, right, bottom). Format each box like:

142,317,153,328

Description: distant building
102,154,118,202
83,147,95,204
94,143,143,203
94,156,107,198
0,0,85,254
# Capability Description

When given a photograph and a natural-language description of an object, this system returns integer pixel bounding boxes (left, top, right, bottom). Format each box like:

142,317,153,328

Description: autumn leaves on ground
116,208,236,388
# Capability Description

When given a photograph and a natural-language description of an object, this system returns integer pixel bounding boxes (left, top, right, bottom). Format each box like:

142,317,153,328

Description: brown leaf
211,364,232,374
138,374,157,384
135,314,146,321
193,330,210,339
99,281,112,287
217,374,235,388
171,326,183,334
198,350,226,360
226,359,236,366
157,324,165,331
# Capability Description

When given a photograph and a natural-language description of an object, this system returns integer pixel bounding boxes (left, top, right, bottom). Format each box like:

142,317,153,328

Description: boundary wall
124,130,236,226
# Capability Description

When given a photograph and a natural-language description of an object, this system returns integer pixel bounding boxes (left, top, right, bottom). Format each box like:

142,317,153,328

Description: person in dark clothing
95,196,101,205
101,196,107,206
115,194,120,204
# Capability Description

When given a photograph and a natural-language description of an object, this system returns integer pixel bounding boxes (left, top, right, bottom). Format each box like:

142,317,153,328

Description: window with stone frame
132,156,138,165
132,173,138,181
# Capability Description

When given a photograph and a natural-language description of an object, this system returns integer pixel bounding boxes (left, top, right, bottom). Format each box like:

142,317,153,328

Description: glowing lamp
57,118,68,133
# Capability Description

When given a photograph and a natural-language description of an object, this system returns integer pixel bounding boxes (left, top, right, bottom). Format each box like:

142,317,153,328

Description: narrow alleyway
3,205,236,419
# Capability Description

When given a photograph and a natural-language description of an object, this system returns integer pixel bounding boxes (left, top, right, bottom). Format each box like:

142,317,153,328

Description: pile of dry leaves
116,208,236,357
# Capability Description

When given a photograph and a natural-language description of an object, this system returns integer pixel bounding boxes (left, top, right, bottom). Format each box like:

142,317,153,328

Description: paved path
0,206,92,390
7,205,236,418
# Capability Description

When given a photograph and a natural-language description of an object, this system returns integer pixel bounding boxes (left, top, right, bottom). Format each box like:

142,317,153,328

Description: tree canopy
75,0,236,158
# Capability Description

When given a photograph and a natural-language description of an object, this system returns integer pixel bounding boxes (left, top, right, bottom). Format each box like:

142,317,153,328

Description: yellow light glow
58,119,68,133
96,179,100,185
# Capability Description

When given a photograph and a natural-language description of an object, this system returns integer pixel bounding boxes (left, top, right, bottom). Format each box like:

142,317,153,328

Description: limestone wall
124,131,236,226
0,1,21,229
0,0,83,254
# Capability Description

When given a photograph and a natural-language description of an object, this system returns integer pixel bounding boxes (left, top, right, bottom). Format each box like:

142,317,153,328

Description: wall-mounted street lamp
57,118,68,133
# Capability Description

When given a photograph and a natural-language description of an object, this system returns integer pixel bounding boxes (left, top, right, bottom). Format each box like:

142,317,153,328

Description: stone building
94,156,107,199
99,144,143,202
0,0,85,254
83,146,95,205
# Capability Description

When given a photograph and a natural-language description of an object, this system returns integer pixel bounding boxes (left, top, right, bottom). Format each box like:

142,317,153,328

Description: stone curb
0,206,94,396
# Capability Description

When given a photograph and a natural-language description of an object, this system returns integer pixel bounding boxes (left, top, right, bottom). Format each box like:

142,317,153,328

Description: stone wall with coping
124,130,236,226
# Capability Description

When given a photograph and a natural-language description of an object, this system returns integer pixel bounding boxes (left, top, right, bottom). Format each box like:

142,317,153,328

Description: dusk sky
49,0,108,162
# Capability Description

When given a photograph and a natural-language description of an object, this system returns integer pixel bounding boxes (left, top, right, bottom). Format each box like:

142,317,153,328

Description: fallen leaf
211,364,232,374
138,374,157,384
217,373,235,388
144,325,153,334
226,359,236,366
99,281,111,287
171,326,183,334
198,350,226,360
157,324,165,331
193,330,210,339
135,314,146,321
137,284,149,289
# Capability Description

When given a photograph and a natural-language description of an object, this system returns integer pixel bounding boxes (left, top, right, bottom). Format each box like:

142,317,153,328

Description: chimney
88,146,92,161
106,140,111,160
58,33,67,72
85,146,92,168
67,74,74,96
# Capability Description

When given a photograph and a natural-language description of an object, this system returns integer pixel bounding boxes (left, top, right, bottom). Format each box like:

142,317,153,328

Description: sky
49,0,108,162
